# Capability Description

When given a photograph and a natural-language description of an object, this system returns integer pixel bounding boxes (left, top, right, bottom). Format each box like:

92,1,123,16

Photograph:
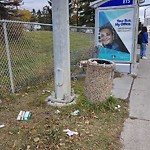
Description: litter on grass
55,110,61,114
0,124,5,128
63,129,78,136
17,111,31,121
115,105,121,110
71,110,80,116
42,90,50,93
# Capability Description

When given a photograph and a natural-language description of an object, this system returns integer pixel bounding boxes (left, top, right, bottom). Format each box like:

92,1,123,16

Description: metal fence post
90,32,93,49
3,22,15,93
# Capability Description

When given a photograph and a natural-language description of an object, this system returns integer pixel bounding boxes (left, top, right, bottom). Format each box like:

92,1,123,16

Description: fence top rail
70,26,95,29
0,20,52,26
0,20,95,29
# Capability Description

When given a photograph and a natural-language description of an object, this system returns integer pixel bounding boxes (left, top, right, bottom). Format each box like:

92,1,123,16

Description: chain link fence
0,20,95,96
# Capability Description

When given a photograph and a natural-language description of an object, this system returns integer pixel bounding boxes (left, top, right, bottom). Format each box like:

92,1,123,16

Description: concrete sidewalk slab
130,89,150,120
121,44,150,150
121,118,150,150
137,59,150,78
129,59,150,120
132,77,150,91
112,75,133,100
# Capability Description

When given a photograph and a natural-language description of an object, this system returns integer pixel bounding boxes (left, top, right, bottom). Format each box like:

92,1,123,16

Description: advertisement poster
97,8,134,62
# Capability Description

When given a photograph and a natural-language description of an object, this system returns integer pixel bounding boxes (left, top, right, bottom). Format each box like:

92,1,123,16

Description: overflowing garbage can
85,58,115,103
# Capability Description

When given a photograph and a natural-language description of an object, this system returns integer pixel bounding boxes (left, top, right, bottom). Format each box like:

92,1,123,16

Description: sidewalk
121,45,150,150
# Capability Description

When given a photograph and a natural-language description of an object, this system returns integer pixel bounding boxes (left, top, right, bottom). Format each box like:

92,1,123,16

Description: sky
20,0,48,11
20,0,150,22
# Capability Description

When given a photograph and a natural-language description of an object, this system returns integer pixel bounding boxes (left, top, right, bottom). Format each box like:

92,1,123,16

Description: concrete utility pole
47,0,75,105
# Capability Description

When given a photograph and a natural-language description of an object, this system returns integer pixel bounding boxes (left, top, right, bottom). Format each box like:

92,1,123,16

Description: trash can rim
88,58,115,65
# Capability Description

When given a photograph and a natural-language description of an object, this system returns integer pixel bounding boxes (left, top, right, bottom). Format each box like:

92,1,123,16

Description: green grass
0,78,128,150
0,30,94,95
0,29,128,149
70,32,94,51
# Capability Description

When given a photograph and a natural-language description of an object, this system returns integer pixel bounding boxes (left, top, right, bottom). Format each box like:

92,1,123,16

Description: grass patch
0,31,94,95
0,78,128,150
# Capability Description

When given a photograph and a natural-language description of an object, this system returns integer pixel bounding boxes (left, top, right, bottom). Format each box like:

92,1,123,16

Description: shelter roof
90,0,111,8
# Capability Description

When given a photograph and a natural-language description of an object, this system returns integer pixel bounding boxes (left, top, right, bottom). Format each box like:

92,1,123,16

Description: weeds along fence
0,20,95,96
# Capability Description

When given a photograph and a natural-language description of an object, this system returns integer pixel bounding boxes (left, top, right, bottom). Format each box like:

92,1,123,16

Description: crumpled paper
63,129,78,136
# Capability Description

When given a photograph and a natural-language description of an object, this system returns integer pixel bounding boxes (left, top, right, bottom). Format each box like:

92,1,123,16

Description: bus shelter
90,0,145,73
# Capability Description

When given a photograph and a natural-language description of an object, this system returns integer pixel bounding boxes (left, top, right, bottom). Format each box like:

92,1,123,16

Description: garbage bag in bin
85,58,115,103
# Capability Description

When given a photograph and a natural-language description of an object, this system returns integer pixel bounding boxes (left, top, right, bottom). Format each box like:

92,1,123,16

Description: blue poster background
98,47,130,61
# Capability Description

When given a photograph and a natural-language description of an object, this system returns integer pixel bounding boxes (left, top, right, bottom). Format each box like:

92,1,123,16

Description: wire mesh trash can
85,58,115,103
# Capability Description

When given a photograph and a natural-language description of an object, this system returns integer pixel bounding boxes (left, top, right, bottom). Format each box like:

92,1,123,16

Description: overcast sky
20,0,150,22
20,0,48,11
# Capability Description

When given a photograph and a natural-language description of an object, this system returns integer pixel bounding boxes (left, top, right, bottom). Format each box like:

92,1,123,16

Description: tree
37,9,43,23
18,9,32,22
41,6,52,24
69,0,82,26
69,0,95,26
46,0,52,24
47,0,77,25
32,0,52,24
78,0,95,27
0,0,23,20
30,9,37,22
48,0,52,8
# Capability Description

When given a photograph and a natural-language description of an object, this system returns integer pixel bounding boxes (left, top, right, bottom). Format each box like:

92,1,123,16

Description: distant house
24,23,41,31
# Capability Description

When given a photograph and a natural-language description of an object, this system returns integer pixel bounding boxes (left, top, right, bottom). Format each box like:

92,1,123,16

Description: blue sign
99,0,133,7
